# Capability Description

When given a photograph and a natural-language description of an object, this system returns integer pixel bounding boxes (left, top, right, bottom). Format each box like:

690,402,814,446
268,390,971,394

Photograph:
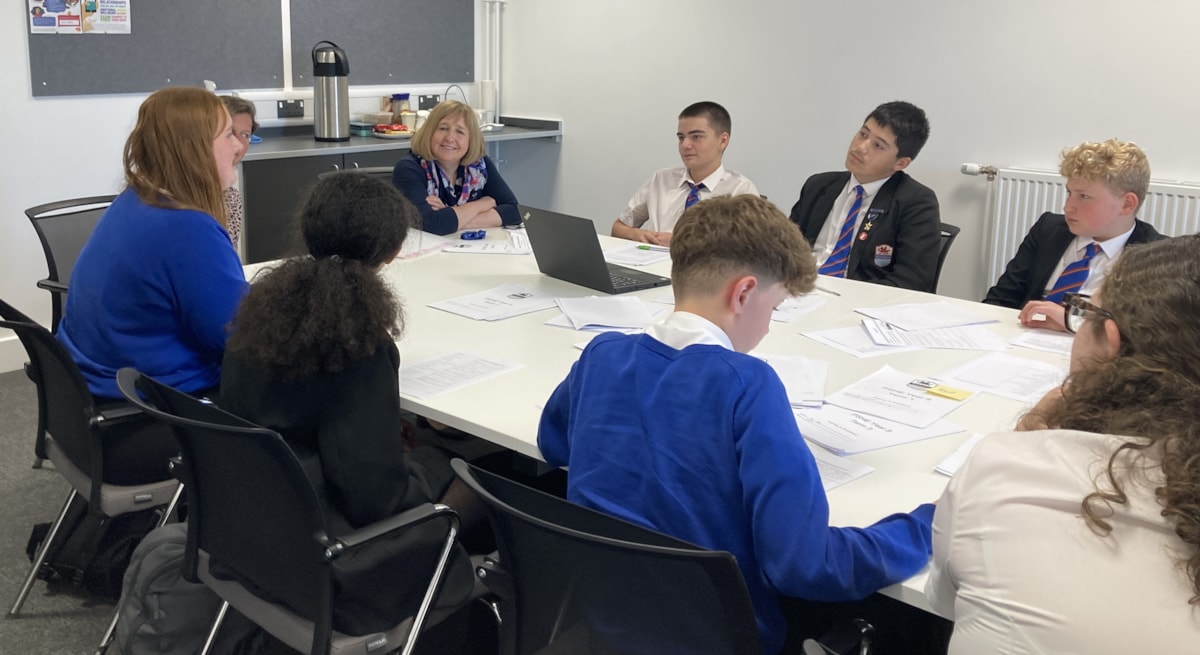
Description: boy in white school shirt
983,139,1166,331
610,101,759,246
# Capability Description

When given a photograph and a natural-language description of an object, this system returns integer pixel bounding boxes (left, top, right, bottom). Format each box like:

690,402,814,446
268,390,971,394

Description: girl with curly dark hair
927,234,1200,653
219,173,476,634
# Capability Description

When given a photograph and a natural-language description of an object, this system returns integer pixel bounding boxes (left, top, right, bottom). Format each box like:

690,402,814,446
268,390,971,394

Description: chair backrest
25,195,115,331
934,222,961,294
0,300,104,491
451,459,762,655
115,369,334,625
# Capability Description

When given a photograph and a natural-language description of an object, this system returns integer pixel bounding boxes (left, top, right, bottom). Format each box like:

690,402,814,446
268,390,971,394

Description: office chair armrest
474,554,512,601
36,279,68,295
96,404,144,423
320,503,459,560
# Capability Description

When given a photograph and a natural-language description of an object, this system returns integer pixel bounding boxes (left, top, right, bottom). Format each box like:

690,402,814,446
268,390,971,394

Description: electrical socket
276,99,305,118
418,94,441,110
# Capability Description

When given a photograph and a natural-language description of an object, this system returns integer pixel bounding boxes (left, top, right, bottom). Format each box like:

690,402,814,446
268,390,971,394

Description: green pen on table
637,244,670,252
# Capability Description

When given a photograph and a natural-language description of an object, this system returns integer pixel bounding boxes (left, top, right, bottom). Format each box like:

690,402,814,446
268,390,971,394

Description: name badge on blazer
874,244,894,268
858,208,885,241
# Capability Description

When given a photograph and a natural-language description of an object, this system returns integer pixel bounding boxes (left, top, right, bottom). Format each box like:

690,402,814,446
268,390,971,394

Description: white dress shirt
1043,222,1136,297
645,311,733,351
617,165,759,233
927,429,1200,654
811,174,890,265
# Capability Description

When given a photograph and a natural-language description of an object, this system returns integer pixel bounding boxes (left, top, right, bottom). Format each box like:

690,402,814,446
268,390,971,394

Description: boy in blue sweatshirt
538,194,934,654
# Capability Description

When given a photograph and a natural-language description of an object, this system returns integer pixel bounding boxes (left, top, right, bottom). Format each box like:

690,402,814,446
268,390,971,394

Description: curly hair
1025,234,1200,602
1060,139,1150,207
226,173,416,380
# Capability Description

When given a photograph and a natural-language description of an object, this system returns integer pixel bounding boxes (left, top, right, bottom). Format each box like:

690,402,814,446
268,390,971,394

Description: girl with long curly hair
927,234,1200,653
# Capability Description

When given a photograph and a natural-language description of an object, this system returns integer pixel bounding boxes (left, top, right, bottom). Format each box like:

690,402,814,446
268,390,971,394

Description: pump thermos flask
312,41,349,141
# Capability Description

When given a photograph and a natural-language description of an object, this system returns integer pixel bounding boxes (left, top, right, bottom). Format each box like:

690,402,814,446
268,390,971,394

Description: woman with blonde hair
58,86,247,403
927,235,1200,653
391,100,521,235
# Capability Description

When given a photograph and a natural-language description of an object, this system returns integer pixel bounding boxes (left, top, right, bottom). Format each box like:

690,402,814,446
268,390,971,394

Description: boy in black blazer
983,139,1166,331
789,101,941,292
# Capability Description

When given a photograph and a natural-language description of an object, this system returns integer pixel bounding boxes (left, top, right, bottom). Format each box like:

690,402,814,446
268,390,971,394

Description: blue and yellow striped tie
1044,242,1098,304
818,185,865,278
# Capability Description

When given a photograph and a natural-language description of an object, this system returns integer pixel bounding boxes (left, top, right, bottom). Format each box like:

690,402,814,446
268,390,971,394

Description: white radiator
985,168,1200,287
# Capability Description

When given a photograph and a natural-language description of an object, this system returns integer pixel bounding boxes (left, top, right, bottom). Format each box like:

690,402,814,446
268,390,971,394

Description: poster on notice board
29,0,130,35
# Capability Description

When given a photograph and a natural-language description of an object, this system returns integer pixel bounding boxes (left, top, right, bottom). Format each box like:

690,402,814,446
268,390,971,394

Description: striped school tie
1044,242,1098,304
685,182,705,209
818,185,865,277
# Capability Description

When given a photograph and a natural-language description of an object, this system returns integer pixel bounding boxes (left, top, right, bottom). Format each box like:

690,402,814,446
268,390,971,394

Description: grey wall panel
27,0,284,97
289,0,473,87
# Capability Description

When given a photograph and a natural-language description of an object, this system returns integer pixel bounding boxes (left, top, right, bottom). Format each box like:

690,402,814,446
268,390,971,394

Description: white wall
5,0,1200,371
496,0,1200,300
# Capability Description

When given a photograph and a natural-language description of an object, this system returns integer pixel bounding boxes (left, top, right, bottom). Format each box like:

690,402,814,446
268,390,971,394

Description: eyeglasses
1063,292,1115,334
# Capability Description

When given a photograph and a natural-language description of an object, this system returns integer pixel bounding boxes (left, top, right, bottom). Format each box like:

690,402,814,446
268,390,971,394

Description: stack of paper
428,283,557,321
801,325,922,358
855,301,998,331
795,404,962,455
399,231,455,259
1009,329,1075,357
861,318,1009,351
935,352,1066,404
552,296,659,331
443,230,532,255
603,244,671,266
772,295,827,323
934,433,986,477
399,351,523,399
754,353,829,408
824,366,972,429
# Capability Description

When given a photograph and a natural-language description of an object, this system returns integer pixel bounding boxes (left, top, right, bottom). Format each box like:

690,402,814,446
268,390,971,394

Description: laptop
520,206,672,295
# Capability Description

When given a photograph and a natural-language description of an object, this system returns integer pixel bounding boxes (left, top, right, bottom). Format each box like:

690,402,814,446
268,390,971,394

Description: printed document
801,325,921,358
754,353,829,408
824,366,972,429
861,319,1009,351
399,231,455,259
555,296,657,330
935,352,1066,404
772,294,828,323
810,447,874,491
855,301,998,331
443,231,532,255
399,351,523,399
934,433,987,477
795,403,962,454
429,283,558,321
1009,329,1075,357
603,244,671,266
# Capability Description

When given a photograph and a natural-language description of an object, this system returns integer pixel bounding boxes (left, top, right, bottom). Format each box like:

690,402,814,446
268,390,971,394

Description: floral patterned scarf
420,157,488,206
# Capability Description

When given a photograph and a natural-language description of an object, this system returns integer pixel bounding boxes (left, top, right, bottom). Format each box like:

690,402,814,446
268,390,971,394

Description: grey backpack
110,523,223,655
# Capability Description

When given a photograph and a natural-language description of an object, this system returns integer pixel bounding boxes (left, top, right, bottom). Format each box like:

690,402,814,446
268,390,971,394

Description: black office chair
25,195,115,334
933,223,961,294
116,368,467,655
1,306,181,623
452,458,762,655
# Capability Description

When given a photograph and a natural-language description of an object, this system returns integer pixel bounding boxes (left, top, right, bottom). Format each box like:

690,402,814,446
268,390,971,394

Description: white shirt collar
645,311,733,351
848,173,891,200
683,165,727,191
1088,221,1137,259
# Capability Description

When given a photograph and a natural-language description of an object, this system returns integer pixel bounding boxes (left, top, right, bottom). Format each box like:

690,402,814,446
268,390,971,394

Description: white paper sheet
772,295,828,323
855,302,998,331
810,447,875,491
399,351,523,399
399,231,455,259
555,296,657,330
442,231,532,255
754,353,829,407
934,433,987,477
795,404,963,454
1009,329,1076,357
935,352,1066,404
861,319,1009,351
428,283,558,321
800,325,921,358
824,366,972,429
603,244,671,266
650,290,676,305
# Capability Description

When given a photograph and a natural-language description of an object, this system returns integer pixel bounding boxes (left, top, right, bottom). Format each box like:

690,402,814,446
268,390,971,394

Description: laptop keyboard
609,272,641,289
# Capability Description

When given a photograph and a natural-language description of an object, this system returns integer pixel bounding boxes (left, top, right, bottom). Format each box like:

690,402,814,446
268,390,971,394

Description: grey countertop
242,116,563,162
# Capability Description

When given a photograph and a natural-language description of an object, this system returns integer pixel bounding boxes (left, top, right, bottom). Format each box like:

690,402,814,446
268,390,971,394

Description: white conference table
248,231,1069,616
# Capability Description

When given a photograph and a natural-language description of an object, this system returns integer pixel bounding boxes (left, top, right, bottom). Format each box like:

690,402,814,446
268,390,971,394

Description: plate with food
373,124,413,139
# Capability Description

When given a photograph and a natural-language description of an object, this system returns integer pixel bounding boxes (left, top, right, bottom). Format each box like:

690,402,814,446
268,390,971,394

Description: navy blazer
982,213,1166,309
789,171,941,292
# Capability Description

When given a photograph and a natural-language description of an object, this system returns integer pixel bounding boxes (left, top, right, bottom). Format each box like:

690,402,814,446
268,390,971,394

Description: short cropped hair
220,95,259,134
410,100,485,166
866,101,930,160
671,195,816,298
679,101,732,136
1059,139,1150,207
